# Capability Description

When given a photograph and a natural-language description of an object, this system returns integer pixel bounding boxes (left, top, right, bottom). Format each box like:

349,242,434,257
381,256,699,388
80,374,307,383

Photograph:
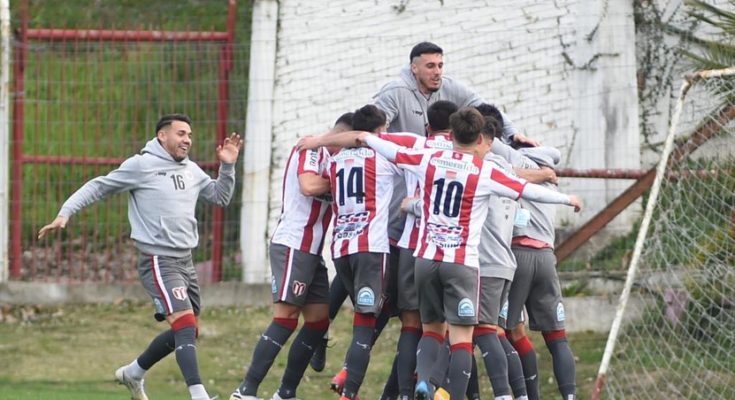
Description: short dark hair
409,41,443,62
474,104,505,139
334,112,354,129
427,100,458,132
449,107,485,145
481,116,503,140
155,113,192,134
352,105,386,133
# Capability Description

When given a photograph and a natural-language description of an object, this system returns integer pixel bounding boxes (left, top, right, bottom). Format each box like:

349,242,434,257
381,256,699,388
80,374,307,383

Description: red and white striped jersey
271,146,333,255
378,133,454,250
329,146,400,258
395,148,528,268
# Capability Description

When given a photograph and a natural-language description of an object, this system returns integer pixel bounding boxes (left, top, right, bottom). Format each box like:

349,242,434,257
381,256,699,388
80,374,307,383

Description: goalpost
593,67,735,399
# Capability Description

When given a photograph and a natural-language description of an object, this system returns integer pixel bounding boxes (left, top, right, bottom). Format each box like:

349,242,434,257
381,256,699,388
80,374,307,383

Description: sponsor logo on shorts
557,302,566,322
357,287,375,306
271,275,278,294
153,298,165,314
499,300,509,319
458,298,475,317
171,286,188,301
292,280,306,297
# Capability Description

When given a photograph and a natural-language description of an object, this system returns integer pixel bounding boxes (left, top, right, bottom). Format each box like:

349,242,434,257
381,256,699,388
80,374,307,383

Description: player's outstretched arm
296,131,364,151
515,166,558,184
38,216,69,239
216,132,243,164
361,133,401,162
513,132,540,147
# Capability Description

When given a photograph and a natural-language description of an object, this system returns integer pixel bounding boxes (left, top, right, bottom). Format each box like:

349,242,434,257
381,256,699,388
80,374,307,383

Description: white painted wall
244,0,646,281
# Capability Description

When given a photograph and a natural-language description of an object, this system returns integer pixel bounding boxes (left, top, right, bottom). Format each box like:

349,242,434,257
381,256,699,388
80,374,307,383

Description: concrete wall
241,0,644,281
0,281,647,333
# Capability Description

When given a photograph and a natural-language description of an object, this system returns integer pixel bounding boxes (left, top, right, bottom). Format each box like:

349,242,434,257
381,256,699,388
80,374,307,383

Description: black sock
544,330,576,399
277,318,329,398
500,334,527,398
415,332,444,388
174,326,202,386
397,327,420,396
446,342,472,400
238,317,297,396
137,329,175,370
380,354,400,399
466,352,481,400
342,313,376,399
513,336,539,400
430,337,450,389
474,328,511,397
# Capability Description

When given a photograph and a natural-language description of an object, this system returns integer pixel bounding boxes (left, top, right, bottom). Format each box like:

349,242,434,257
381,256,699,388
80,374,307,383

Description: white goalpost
593,66,735,399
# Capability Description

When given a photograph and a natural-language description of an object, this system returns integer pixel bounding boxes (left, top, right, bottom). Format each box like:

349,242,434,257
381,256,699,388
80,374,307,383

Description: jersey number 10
432,178,464,218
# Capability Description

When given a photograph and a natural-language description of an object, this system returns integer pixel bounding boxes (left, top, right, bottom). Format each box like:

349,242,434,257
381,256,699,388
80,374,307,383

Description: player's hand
400,197,418,214
541,167,558,185
513,133,540,147
216,132,243,164
568,195,582,212
296,135,322,151
38,216,69,239
356,131,371,145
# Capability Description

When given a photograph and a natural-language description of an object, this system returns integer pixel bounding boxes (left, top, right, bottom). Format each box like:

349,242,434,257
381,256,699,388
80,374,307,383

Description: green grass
0,303,607,399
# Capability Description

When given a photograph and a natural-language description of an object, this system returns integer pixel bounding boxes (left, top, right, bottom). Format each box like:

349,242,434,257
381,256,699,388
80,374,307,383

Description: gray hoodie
373,65,517,140
58,138,236,257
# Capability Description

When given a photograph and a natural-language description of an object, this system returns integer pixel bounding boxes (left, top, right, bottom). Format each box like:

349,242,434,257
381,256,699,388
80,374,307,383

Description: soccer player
38,114,242,400
494,139,579,400
229,113,353,400
329,104,401,400
356,107,581,400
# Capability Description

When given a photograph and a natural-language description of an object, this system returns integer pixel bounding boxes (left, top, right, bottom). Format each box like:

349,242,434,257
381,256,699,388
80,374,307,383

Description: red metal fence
9,0,248,283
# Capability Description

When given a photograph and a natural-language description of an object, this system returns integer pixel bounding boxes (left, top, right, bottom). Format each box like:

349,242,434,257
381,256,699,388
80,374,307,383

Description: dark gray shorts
414,257,479,326
269,243,329,306
397,247,419,311
506,247,565,331
333,252,388,315
384,245,401,317
478,277,511,325
138,253,201,321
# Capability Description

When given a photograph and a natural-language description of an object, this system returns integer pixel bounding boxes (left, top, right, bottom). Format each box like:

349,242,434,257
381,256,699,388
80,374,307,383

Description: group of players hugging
230,42,582,400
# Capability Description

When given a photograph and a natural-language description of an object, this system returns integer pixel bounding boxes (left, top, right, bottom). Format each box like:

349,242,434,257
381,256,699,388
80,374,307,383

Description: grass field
0,302,606,400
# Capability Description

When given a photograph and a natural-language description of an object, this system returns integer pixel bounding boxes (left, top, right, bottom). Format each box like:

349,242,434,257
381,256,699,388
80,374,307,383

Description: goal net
595,68,735,399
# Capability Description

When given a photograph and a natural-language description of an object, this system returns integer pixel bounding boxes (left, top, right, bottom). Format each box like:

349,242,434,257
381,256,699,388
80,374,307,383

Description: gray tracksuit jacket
373,64,517,140
58,138,236,257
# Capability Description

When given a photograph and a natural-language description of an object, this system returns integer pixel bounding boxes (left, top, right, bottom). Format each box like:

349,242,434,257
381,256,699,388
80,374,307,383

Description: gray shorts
383,245,401,317
478,277,511,325
269,243,329,306
414,257,479,326
138,253,201,321
333,252,388,315
397,247,419,311
506,247,565,331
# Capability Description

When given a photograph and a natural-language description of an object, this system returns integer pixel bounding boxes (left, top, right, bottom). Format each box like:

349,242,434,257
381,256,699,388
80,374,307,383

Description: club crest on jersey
357,287,375,306
335,211,370,239
458,298,475,317
500,300,509,319
430,158,479,174
426,222,463,248
557,302,566,322
171,286,188,301
271,275,278,294
292,280,306,297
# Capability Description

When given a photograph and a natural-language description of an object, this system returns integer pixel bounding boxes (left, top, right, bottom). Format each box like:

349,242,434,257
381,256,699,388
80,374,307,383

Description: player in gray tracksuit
491,140,577,400
38,114,242,400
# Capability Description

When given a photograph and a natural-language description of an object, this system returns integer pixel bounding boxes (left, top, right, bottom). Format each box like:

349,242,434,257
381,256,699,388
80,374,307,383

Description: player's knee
170,312,197,332
542,329,567,343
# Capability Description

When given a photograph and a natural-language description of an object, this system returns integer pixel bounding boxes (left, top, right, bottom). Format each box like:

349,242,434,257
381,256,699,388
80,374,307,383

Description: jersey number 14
336,167,365,206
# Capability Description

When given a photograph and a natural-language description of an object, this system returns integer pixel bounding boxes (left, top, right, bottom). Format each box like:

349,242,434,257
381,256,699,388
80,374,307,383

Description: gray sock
466,353,481,400
239,318,297,396
415,332,443,388
446,343,472,400
380,355,400,399
475,331,511,396
278,319,329,398
544,332,576,399
174,326,202,386
513,336,539,400
137,329,175,371
342,313,376,399
500,335,527,398
397,327,420,396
